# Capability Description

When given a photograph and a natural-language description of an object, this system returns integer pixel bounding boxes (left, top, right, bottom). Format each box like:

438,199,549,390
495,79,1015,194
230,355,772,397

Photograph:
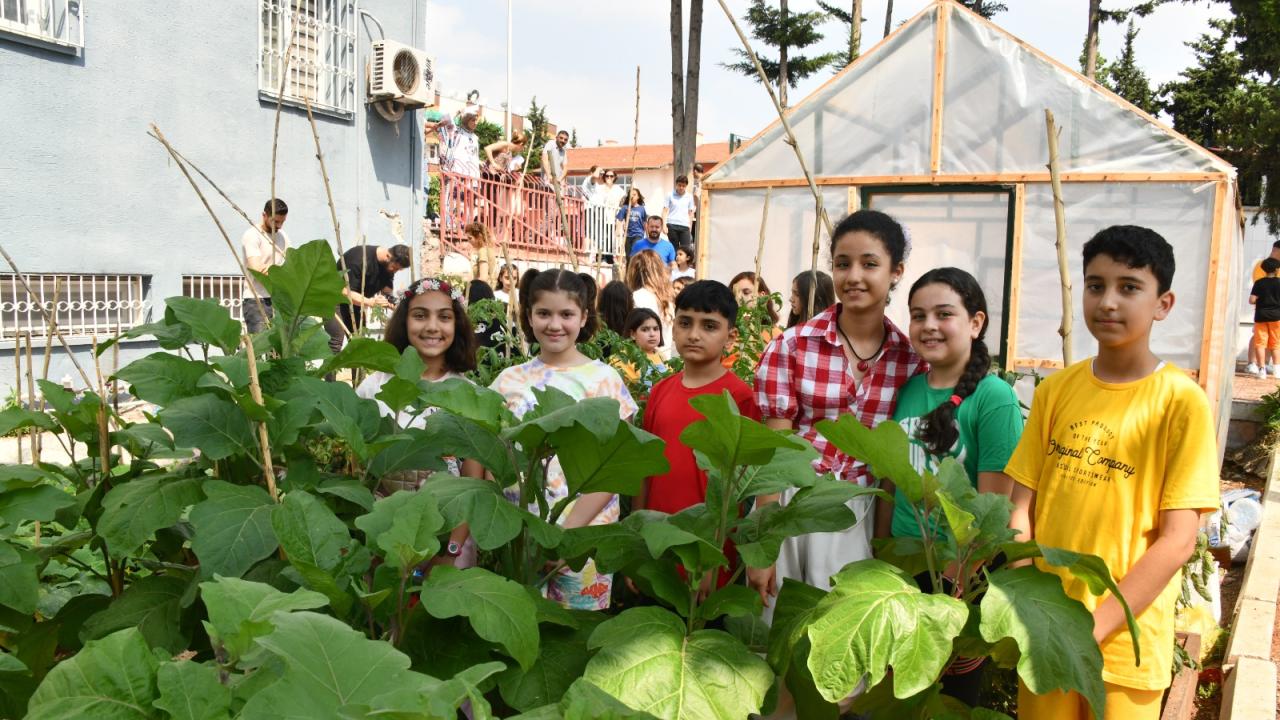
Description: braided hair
910,267,991,457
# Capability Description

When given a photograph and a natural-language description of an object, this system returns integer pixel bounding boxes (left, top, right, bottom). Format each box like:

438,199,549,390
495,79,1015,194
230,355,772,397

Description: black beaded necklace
836,319,886,372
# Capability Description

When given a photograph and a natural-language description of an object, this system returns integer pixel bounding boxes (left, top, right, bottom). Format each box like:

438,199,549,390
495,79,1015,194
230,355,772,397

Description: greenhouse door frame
858,184,1018,368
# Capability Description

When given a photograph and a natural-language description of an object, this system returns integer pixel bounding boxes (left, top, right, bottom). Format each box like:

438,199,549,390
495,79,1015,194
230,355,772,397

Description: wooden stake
754,187,771,298
13,332,23,465
1044,109,1073,367
302,94,352,284
38,278,62,461
619,66,643,273
716,0,833,239
243,335,278,502
23,331,37,461
91,336,111,487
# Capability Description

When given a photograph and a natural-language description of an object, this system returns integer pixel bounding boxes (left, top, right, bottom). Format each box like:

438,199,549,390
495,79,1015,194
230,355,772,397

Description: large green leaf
25,628,161,720
293,377,380,460
1039,546,1141,664
681,392,802,474
552,422,669,498
98,476,204,557
805,560,968,702
504,390,622,449
81,575,189,654
498,613,605,712
422,567,540,671
366,429,450,479
165,297,242,353
271,490,348,572
154,660,231,720
430,475,530,550
420,412,517,485
0,542,39,613
259,240,346,338
97,317,192,355
199,576,327,663
816,415,924,501
354,490,445,569
238,611,424,719
557,511,659,574
314,336,402,378
583,607,773,719
114,353,212,406
0,407,58,436
731,480,882,567
547,677,661,719
0,484,75,531
733,444,824,500
980,566,1105,718
189,481,278,579
159,394,257,461
419,377,514,431
360,661,506,719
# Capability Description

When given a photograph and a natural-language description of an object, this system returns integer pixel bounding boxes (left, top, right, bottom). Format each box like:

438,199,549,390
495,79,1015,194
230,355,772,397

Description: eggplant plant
0,240,1135,720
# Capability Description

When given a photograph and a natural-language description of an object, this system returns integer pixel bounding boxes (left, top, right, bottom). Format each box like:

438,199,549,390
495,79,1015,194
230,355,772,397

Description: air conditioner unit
368,40,434,107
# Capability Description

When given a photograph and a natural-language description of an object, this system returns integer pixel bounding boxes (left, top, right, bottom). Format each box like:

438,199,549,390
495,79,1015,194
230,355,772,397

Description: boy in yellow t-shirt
1004,225,1219,720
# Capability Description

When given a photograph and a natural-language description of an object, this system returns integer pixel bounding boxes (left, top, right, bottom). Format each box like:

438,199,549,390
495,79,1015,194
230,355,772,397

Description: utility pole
505,0,512,139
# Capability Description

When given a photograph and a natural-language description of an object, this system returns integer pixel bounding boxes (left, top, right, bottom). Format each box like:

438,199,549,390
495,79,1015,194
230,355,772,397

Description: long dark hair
831,209,908,266
598,280,634,334
384,280,477,373
623,307,664,348
788,270,835,328
909,267,991,457
519,268,600,343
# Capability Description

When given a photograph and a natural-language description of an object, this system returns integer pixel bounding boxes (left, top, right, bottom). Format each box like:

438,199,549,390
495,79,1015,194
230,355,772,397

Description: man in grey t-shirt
542,129,569,187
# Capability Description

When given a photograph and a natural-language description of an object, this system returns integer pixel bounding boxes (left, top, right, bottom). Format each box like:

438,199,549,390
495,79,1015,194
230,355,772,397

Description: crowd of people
241,194,1215,719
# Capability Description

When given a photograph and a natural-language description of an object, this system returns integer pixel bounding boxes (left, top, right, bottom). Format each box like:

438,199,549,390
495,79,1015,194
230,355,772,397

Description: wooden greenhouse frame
697,0,1242,446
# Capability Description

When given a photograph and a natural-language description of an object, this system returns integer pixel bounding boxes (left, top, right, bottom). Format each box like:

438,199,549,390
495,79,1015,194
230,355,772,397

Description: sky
423,0,1233,147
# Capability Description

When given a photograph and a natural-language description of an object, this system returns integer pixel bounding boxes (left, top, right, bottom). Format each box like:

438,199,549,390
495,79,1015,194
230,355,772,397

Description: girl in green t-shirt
876,266,1025,703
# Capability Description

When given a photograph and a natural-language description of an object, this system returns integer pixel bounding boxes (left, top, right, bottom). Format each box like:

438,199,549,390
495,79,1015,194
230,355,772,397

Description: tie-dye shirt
490,357,637,610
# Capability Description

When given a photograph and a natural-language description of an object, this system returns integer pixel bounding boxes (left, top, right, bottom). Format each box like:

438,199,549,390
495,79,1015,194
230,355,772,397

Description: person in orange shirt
1248,241,1280,373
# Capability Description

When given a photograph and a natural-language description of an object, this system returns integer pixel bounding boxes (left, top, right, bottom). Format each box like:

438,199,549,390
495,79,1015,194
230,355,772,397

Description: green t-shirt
889,373,1024,539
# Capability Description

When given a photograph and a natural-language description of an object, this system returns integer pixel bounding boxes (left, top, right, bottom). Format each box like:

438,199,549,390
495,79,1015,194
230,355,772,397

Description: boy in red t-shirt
638,280,761,595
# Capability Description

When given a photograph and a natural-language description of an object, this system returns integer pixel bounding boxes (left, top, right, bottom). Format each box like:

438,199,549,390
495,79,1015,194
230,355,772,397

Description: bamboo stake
620,66,643,269
91,337,111,487
808,219,821,320
23,331,37,461
1044,109,1073,367
243,335,278,502
13,332,23,465
268,1,302,262
754,188,771,296
716,0,833,239
148,125,271,324
302,94,351,284
38,279,62,461
0,246,94,388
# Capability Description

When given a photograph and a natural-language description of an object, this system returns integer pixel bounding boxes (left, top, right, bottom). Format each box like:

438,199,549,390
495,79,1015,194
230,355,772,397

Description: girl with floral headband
356,276,481,568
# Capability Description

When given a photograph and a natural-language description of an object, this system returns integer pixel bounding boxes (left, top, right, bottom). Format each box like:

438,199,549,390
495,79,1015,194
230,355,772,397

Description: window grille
259,0,357,119
0,0,84,50
183,275,244,322
0,274,148,341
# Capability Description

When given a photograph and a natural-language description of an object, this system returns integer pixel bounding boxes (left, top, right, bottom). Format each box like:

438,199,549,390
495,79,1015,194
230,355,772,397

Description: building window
0,0,84,51
0,274,148,341
259,0,357,119
183,275,244,322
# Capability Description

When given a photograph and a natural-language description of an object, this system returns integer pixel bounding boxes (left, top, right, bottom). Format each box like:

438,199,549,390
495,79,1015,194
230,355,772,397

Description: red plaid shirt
755,305,924,486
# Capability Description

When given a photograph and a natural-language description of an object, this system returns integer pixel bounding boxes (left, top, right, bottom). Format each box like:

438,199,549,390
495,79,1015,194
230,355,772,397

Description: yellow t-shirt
1004,359,1219,691
1253,259,1266,282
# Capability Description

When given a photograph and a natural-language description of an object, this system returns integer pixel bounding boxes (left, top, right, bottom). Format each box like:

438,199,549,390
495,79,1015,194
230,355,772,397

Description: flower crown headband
402,277,466,306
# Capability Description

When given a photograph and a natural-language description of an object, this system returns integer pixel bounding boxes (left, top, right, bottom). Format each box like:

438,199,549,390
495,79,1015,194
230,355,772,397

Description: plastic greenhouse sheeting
1015,182,1215,369
711,12,935,182
939,9,1222,175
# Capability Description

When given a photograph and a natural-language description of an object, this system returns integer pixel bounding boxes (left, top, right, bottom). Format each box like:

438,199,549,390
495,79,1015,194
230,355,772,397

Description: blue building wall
0,1,424,392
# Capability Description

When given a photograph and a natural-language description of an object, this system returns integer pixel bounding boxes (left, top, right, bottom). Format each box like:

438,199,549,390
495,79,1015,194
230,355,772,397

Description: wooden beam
1198,180,1229,402
704,2,941,183
1012,357,1199,381
703,171,1227,190
847,186,862,214
695,190,712,280
1005,183,1025,371
929,2,950,174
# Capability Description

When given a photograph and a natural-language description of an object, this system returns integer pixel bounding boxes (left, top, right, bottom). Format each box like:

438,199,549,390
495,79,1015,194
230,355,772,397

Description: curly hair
626,250,676,321
831,209,908,267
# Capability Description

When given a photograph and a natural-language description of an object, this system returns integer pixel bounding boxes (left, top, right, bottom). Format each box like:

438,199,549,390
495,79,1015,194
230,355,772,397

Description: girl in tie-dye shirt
490,269,636,610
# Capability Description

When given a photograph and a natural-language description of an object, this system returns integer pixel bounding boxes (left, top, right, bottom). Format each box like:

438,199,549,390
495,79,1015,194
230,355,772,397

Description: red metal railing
437,169,623,264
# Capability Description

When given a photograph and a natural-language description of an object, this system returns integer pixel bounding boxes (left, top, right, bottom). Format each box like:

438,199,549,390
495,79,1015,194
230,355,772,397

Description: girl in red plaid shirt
750,210,925,618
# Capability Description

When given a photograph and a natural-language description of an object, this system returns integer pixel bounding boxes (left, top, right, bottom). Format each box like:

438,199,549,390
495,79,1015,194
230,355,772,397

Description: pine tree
570,128,579,148
1106,20,1157,114
722,0,841,107
816,0,862,68
524,97,550,172
957,1,1007,18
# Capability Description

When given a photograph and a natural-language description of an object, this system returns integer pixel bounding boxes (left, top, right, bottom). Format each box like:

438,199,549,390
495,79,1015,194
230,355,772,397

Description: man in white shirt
542,130,569,188
241,198,290,333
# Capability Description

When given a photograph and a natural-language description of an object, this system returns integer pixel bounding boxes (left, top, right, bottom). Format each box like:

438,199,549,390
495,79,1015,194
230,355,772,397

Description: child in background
639,280,760,595
490,269,638,610
627,250,677,360
723,271,783,370
662,175,696,250
597,280,635,336
356,277,481,568
1006,226,1218,719
671,245,696,282
616,188,648,257
1248,256,1280,378
673,276,693,294
876,267,1022,705
787,270,836,328
616,308,668,388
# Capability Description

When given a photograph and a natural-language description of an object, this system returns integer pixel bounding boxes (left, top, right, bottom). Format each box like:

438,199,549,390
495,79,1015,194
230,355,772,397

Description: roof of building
565,142,731,174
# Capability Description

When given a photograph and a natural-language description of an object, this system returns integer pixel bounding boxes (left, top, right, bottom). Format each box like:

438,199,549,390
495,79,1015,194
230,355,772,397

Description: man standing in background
241,198,289,333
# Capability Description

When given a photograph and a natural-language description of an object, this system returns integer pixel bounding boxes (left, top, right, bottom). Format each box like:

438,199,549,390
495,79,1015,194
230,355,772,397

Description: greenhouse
698,0,1242,444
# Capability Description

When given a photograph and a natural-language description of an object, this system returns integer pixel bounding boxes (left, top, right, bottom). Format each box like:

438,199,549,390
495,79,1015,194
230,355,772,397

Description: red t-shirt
642,370,762,514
